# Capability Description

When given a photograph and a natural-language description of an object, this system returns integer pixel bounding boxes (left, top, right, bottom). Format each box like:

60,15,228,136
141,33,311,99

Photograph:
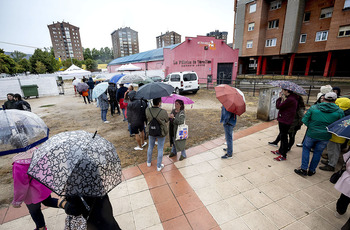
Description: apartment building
233,0,350,77
111,27,139,58
207,30,228,43
48,21,84,61
156,31,181,48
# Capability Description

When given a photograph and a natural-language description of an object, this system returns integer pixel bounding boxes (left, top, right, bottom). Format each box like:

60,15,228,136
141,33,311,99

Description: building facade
111,27,139,58
108,36,239,84
207,30,228,43
156,31,181,48
48,21,84,61
233,0,350,77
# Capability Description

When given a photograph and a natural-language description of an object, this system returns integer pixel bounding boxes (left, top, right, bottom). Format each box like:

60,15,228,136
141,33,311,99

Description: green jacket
146,107,169,137
302,102,344,140
170,110,186,151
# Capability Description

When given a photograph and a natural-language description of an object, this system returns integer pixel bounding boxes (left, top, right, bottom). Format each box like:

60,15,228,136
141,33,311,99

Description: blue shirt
220,107,237,126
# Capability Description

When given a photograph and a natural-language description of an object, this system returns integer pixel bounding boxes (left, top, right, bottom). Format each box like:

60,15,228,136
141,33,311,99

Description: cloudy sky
0,0,235,54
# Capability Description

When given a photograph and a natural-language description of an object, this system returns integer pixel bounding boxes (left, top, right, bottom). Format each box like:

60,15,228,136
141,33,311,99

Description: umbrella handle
92,131,97,139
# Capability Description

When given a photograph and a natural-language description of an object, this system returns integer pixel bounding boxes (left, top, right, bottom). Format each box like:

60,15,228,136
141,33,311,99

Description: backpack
149,109,162,137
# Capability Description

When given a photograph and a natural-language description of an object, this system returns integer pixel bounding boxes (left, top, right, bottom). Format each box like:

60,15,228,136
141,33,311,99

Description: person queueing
220,105,237,159
168,99,187,161
2,93,17,109
10,134,58,230
87,77,95,102
98,91,110,123
294,92,344,176
117,84,128,121
127,91,147,150
146,98,169,171
14,93,31,111
271,89,298,161
82,89,91,104
108,82,118,116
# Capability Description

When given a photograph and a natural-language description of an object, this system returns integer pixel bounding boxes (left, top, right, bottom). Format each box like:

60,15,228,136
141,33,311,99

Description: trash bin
21,85,39,99
257,87,281,121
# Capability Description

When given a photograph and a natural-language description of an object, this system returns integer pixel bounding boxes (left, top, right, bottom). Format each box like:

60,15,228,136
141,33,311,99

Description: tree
91,48,100,60
61,58,82,69
30,49,60,74
18,58,31,73
0,53,17,74
0,49,4,54
35,61,47,74
85,58,97,71
11,50,27,62
83,48,92,60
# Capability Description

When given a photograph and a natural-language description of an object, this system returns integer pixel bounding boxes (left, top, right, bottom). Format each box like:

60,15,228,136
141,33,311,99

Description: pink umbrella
162,94,194,104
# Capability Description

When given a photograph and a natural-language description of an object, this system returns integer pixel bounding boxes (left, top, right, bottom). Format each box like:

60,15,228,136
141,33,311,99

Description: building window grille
248,23,255,31
320,7,333,19
304,12,311,22
315,31,328,41
249,3,256,13
338,25,350,37
299,34,307,43
246,40,253,48
270,0,281,10
265,38,277,47
268,19,279,29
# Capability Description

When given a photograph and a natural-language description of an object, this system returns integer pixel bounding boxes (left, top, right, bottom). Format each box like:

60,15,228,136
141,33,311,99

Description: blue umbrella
92,82,108,99
327,115,350,139
109,74,125,84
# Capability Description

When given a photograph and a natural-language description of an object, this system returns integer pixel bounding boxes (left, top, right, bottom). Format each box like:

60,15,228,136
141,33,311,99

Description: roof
108,43,181,66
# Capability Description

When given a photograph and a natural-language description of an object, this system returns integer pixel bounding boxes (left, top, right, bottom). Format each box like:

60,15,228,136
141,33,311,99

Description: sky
0,0,235,55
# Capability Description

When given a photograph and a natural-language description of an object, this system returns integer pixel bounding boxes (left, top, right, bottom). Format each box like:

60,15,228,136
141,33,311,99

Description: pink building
108,36,239,84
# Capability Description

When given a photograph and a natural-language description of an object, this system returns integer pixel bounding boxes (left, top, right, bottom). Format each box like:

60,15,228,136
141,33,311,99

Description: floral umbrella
268,80,307,95
327,115,350,139
27,130,122,197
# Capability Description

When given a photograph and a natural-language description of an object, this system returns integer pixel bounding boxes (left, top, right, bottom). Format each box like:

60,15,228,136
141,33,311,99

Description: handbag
330,155,350,184
176,120,188,140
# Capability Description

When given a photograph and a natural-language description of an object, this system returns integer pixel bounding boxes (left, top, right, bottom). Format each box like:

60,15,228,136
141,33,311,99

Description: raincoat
335,151,350,197
169,109,186,151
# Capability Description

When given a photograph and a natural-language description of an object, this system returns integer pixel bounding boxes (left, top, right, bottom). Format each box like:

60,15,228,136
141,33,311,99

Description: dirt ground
0,83,261,207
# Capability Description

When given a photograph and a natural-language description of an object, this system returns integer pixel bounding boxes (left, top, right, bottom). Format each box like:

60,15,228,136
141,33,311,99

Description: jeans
147,136,166,168
26,195,58,229
301,135,329,172
101,109,107,121
223,124,234,156
171,137,186,157
88,89,93,101
278,122,291,158
122,108,127,121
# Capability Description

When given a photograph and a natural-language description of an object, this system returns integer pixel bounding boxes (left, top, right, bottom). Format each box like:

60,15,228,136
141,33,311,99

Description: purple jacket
276,93,298,125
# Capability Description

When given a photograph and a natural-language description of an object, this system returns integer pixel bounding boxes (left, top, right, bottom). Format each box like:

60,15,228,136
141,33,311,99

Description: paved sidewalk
0,121,348,230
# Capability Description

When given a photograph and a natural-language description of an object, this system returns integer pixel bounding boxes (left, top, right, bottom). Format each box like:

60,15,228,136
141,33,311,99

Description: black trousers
337,193,350,215
26,195,58,229
278,122,291,158
83,96,90,104
110,100,120,115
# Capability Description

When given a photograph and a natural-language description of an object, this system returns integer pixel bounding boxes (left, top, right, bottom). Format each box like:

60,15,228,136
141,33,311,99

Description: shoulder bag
175,114,188,140
330,156,350,184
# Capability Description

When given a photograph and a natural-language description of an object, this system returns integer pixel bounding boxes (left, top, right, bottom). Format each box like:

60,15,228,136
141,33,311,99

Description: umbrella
0,110,49,156
72,78,81,86
268,80,307,95
215,84,246,116
135,82,174,100
135,78,154,85
109,74,125,84
27,130,122,197
162,94,194,104
327,115,350,139
119,74,145,84
92,82,108,99
76,82,89,92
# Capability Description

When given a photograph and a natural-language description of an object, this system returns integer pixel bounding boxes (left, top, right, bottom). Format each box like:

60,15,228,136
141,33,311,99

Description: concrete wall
0,75,60,100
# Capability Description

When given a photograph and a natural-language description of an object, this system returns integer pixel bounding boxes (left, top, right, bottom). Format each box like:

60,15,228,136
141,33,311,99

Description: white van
163,71,199,94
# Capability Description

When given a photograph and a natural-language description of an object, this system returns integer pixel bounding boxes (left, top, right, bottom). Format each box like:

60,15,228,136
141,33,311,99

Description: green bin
21,85,39,98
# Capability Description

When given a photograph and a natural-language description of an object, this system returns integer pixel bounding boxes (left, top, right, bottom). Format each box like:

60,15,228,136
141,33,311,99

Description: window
249,3,256,13
183,74,191,81
343,0,350,9
338,25,350,37
300,34,307,43
190,74,197,81
304,12,311,22
315,31,328,41
248,22,255,31
170,74,180,82
320,7,333,19
268,19,279,29
246,40,253,48
266,38,277,47
270,0,281,10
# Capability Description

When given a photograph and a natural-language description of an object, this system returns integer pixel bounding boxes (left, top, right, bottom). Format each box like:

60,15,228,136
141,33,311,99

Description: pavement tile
185,206,218,230
133,205,161,230
129,190,154,210
150,185,174,204
299,211,337,230
127,177,149,195
162,168,185,184
177,191,204,214
224,194,256,216
206,200,238,225
115,212,136,230
242,210,278,230
201,140,220,150
162,215,192,230
259,202,296,228
220,217,250,230
2,205,29,223
168,180,193,197
0,207,8,224
122,166,142,180
155,197,183,222
144,171,167,189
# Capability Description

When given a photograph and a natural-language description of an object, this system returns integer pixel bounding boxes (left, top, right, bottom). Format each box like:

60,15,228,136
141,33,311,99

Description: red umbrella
215,84,246,116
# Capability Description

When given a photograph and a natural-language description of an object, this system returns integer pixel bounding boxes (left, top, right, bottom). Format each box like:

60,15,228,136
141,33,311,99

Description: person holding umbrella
169,99,187,161
98,91,109,123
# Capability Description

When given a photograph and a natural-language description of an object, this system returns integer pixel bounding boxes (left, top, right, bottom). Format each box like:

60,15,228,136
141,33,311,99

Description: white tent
116,63,142,71
58,64,91,80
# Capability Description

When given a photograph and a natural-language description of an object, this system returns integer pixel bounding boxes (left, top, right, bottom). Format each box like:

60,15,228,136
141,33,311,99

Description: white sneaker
104,121,110,123
142,142,147,147
134,146,143,151
157,164,164,171
147,162,151,167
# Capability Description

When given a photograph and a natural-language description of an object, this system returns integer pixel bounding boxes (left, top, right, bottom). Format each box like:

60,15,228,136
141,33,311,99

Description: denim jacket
220,107,237,126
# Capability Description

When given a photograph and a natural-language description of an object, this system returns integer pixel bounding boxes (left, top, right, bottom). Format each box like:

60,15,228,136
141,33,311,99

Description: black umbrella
135,82,174,100
27,130,122,197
